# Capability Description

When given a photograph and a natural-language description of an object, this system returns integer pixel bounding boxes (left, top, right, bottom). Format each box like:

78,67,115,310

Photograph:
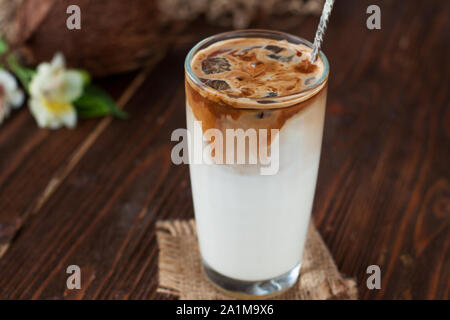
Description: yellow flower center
41,98,72,114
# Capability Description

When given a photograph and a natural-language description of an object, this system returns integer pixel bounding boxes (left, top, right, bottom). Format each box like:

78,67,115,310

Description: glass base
202,261,301,299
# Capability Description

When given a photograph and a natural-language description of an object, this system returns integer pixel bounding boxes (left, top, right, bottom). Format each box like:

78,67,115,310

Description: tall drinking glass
184,30,329,297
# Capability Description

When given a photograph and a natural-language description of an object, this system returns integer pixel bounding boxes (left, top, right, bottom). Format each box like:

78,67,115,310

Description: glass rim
184,29,329,108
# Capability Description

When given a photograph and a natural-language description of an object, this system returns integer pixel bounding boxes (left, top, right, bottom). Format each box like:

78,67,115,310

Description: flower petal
29,97,77,129
51,52,66,70
59,107,77,129
63,71,84,102
9,89,25,108
29,98,51,128
0,69,18,92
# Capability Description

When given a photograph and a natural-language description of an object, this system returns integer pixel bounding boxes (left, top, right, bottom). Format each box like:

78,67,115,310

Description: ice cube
202,57,231,74
305,77,316,86
241,46,262,53
266,54,293,63
240,87,254,97
201,78,231,91
248,61,265,76
295,60,318,74
265,91,278,97
265,45,285,54
257,100,276,104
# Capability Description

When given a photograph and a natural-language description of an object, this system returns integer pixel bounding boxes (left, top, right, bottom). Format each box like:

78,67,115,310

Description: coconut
0,0,172,76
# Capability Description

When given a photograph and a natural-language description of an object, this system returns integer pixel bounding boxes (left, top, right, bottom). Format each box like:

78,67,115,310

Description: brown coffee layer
185,79,327,142
190,38,324,101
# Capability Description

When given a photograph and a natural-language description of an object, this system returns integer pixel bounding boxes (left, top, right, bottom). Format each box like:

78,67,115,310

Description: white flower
0,69,24,125
29,53,83,129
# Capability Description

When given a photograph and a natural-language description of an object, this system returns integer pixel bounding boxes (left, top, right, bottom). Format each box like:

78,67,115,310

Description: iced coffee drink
184,30,329,297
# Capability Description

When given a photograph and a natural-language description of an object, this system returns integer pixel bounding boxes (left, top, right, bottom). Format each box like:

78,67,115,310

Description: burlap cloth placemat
156,219,357,300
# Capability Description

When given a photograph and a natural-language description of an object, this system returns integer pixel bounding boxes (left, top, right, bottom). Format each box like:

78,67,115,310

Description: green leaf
7,54,36,92
74,84,128,119
0,35,8,55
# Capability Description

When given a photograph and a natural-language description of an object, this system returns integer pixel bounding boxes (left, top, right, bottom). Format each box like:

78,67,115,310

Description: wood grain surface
0,0,448,299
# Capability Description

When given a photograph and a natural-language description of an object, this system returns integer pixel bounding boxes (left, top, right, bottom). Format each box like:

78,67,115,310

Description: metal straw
310,0,335,63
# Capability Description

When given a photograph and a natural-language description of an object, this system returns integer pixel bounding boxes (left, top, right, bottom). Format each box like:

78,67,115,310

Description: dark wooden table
0,0,448,300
